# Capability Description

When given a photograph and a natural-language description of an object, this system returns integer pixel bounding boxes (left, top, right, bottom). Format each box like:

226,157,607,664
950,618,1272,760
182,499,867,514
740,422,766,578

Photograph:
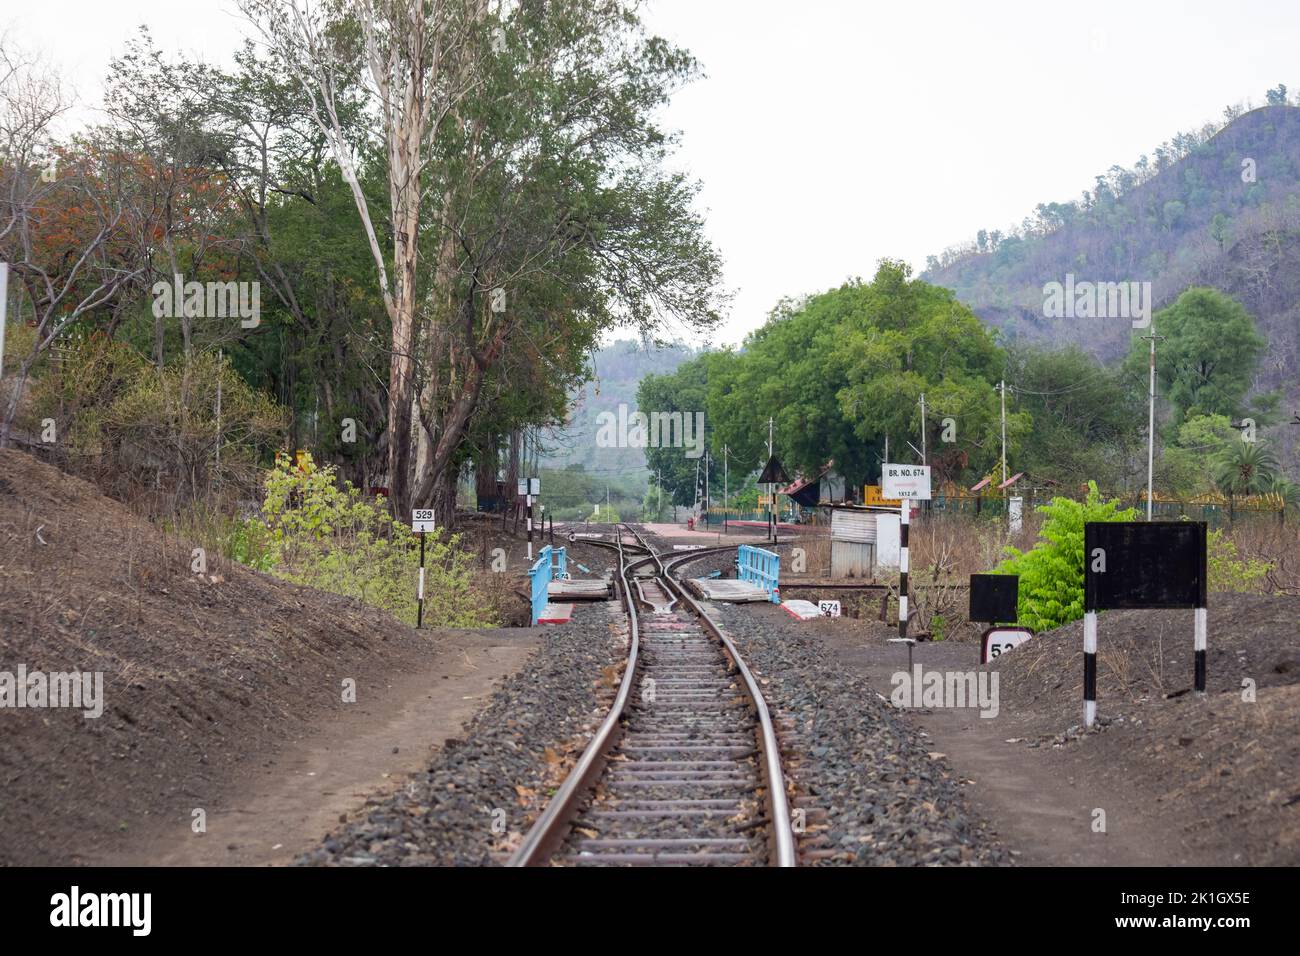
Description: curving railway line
507,525,796,867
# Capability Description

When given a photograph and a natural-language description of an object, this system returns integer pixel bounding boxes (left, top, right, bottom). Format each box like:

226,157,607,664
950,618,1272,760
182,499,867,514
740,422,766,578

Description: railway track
507,524,796,867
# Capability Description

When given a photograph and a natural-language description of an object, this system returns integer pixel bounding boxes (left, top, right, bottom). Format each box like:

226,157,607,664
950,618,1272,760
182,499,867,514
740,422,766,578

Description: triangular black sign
758,455,789,485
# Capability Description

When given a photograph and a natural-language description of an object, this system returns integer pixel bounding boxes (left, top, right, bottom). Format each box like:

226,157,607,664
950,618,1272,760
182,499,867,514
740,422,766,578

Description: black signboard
1084,521,1207,611
969,574,1019,624
758,455,789,485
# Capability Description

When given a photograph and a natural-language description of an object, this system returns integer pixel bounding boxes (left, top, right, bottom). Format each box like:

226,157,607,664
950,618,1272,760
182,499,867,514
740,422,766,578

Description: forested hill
924,104,1300,406
541,340,699,478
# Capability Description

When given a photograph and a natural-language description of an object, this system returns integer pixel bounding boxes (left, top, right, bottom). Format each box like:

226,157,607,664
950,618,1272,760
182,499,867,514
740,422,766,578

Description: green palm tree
1213,441,1279,520
1214,441,1279,494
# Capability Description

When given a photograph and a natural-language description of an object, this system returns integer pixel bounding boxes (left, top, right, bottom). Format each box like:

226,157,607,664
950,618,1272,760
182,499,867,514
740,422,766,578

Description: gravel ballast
297,602,626,866
707,600,1011,866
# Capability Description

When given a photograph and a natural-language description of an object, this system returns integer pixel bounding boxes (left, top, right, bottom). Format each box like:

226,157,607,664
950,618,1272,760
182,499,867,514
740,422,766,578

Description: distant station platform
690,578,773,602
547,578,613,601
536,602,575,624
722,519,803,532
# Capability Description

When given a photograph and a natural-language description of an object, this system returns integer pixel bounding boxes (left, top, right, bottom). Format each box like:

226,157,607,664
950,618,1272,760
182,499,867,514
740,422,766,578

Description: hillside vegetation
925,102,1300,470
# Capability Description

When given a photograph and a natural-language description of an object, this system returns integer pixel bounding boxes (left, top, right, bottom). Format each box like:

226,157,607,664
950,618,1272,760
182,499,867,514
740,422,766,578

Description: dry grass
1225,518,1300,593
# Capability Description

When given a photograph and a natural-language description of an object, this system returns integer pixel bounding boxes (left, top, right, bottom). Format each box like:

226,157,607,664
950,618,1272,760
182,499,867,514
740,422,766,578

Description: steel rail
506,528,652,866
506,522,780,868
508,524,793,866
631,528,797,868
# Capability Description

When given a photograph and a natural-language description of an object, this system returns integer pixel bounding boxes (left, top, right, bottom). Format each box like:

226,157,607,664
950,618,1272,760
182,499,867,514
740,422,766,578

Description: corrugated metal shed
831,509,877,542
830,507,876,578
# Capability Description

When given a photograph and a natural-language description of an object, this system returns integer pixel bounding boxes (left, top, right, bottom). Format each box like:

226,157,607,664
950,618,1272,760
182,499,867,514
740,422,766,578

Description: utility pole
767,416,774,543
723,445,729,533
997,380,1008,495
703,449,710,528
1142,333,1165,521
693,457,700,520
918,392,927,465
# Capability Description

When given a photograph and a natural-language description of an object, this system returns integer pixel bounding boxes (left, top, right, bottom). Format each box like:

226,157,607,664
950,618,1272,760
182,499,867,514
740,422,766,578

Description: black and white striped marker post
898,499,910,640
882,463,929,672
1194,605,1207,694
411,508,436,630
417,531,426,629
1083,609,1097,727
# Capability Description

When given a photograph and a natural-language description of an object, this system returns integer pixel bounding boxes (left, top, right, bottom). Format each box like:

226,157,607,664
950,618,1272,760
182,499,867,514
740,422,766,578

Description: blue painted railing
738,544,780,603
529,546,567,625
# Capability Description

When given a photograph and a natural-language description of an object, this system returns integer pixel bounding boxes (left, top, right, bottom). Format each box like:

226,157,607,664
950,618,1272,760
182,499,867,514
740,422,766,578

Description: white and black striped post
526,492,533,562
416,528,427,630
1083,609,1097,727
898,498,912,671
1194,606,1207,693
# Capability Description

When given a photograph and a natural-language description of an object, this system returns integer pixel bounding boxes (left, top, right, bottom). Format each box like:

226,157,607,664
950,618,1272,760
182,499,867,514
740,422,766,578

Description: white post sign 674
818,600,841,618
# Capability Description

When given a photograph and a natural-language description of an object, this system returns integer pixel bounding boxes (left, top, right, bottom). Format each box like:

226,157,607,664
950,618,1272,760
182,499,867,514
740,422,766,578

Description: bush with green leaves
28,339,285,502
1207,529,1272,592
993,482,1138,632
258,452,495,628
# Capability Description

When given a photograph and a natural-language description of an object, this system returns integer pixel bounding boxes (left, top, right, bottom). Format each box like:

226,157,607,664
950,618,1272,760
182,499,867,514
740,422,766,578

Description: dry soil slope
991,592,1300,864
0,449,434,865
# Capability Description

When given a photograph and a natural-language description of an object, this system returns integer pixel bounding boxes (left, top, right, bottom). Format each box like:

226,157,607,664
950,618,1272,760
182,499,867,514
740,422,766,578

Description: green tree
1162,413,1238,496
1124,287,1270,431
1209,212,1230,251
1003,344,1141,489
704,262,1010,490
994,483,1139,632
638,355,717,507
1214,441,1279,497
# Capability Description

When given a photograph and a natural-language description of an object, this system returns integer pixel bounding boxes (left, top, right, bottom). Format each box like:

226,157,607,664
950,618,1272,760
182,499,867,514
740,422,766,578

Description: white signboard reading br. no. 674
881,464,932,501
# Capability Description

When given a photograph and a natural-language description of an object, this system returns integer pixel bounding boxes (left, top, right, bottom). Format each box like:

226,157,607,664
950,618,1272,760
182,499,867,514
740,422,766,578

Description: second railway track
507,524,796,867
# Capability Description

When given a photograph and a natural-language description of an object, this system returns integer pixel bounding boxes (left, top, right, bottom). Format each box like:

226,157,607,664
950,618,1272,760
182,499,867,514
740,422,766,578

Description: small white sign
980,626,1034,664
517,479,528,496
882,464,932,500
412,509,436,533
528,477,541,496
673,544,706,551
818,600,841,618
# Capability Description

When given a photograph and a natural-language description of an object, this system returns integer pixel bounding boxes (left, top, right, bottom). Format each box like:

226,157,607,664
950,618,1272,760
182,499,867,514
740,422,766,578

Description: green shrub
258,452,495,628
993,482,1138,632
1207,529,1271,592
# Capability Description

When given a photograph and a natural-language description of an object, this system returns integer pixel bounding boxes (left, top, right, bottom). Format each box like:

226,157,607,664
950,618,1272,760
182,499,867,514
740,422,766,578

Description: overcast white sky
13,0,1300,345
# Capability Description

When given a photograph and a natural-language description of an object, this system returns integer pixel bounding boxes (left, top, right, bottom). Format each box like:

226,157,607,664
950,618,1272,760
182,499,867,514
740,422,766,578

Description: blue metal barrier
529,546,568,624
738,544,780,603
529,546,553,625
